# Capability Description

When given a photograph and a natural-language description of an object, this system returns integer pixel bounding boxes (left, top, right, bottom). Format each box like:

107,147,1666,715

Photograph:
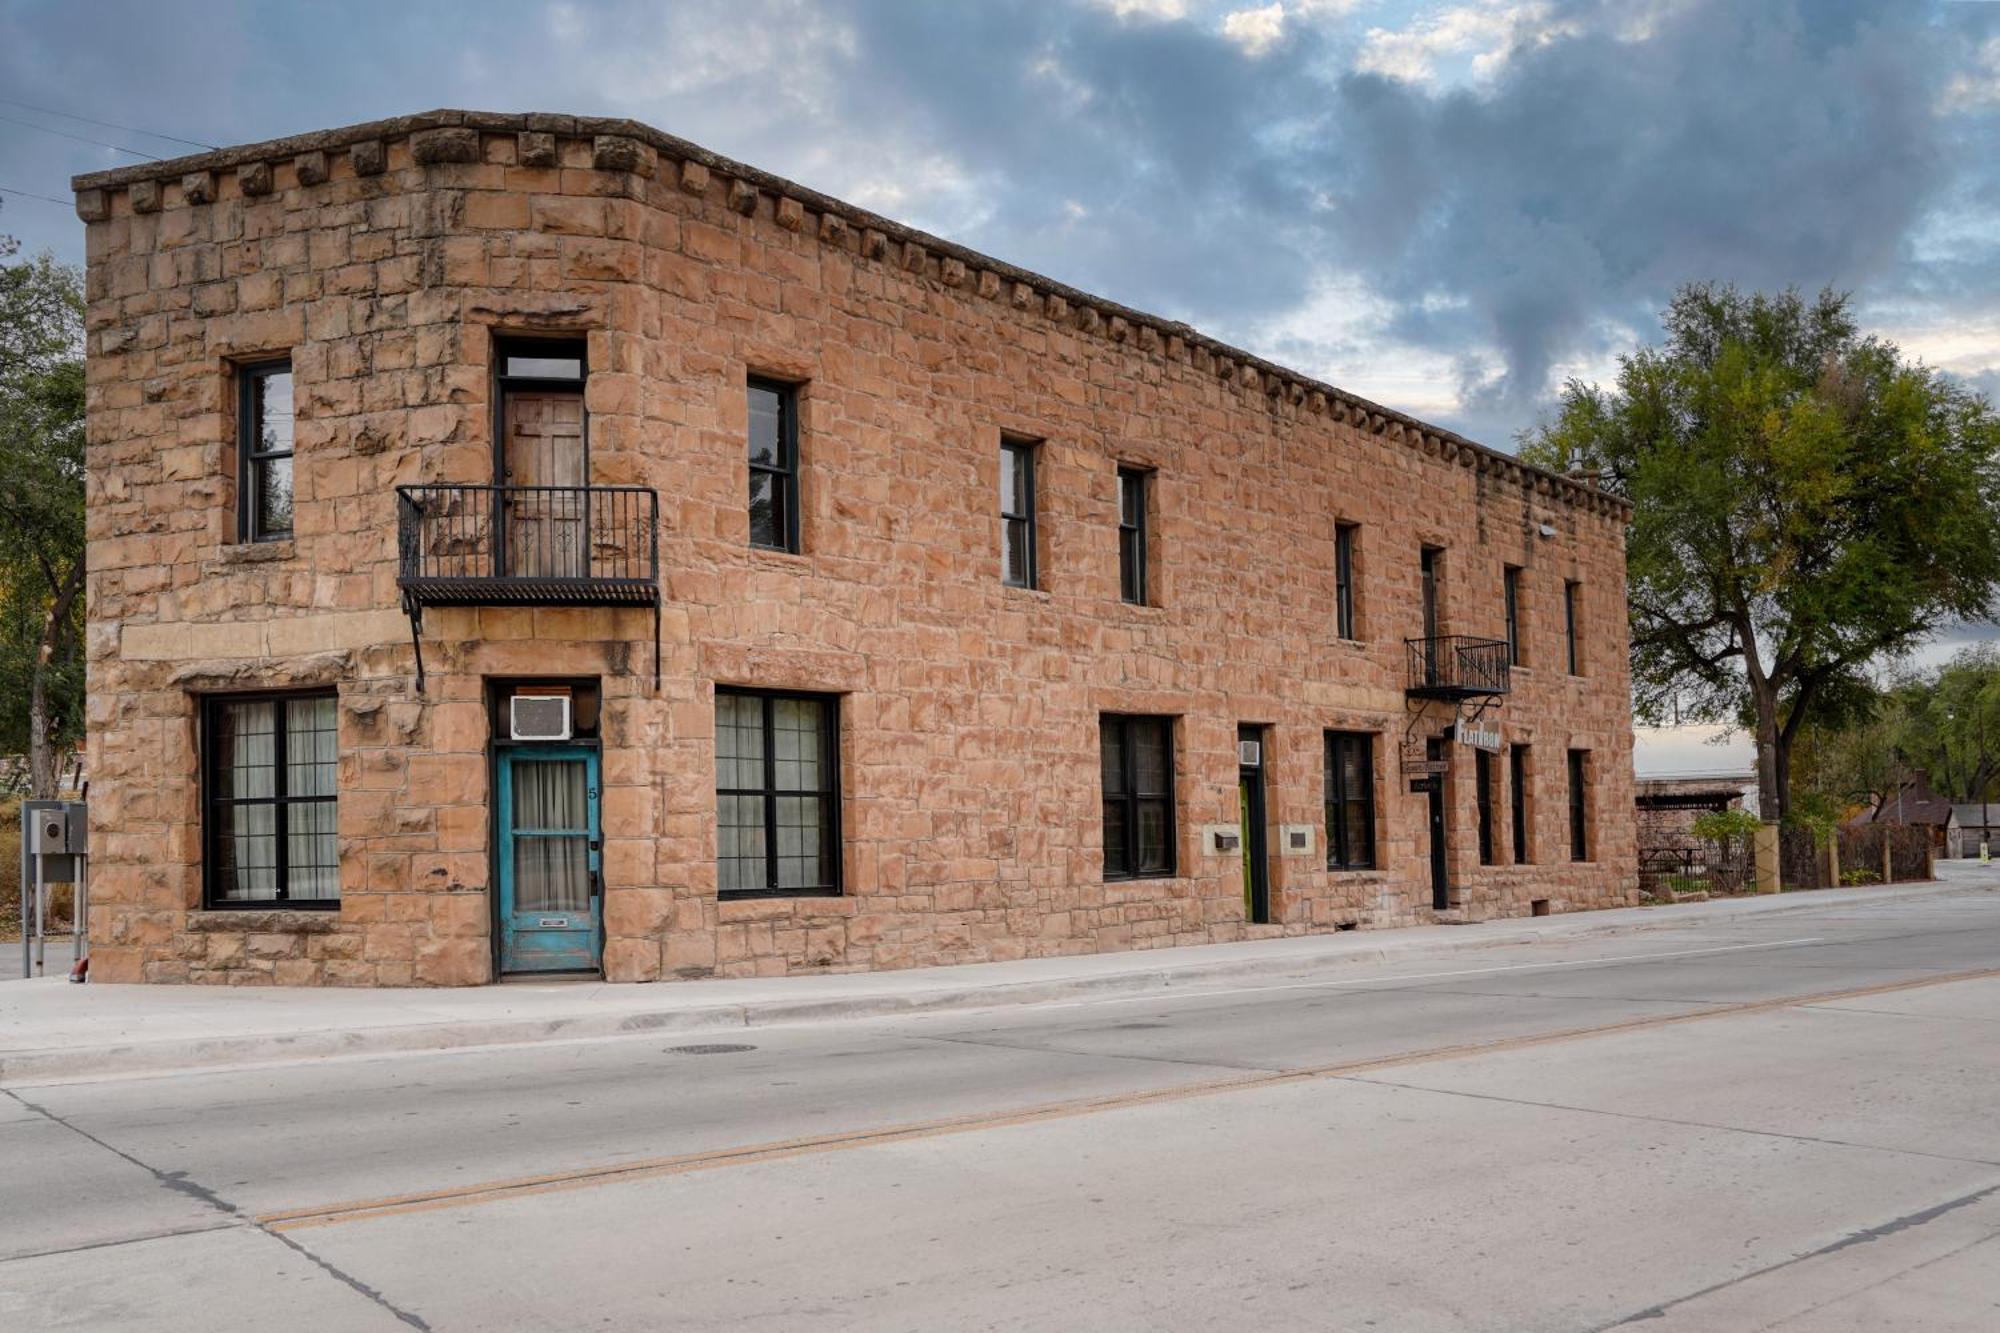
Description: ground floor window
203,691,338,906
716,688,840,896
1102,714,1175,879
1323,731,1377,870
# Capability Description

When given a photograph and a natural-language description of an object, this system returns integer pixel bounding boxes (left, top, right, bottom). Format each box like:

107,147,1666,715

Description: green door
497,747,602,973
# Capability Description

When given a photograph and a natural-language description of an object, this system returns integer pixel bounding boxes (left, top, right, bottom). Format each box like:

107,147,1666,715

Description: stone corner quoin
73,107,1639,988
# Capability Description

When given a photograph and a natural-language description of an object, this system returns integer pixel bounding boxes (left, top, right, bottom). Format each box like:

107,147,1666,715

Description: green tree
0,232,87,798
1523,285,2000,860
1889,647,2000,803
1790,701,1916,817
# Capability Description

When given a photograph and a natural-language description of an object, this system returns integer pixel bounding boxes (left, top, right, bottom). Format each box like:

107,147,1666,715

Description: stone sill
186,908,341,933
214,540,297,565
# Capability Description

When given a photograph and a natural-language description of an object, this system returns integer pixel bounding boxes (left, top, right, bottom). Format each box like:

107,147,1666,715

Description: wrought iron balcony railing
395,484,661,691
1406,635,1511,701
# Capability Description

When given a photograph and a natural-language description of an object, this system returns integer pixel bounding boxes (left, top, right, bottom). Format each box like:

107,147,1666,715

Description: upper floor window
1118,466,1150,605
1335,522,1359,640
238,358,294,542
1565,580,1582,675
1503,565,1523,666
204,690,338,907
1323,730,1377,870
1420,545,1443,640
747,378,800,553
1001,438,1038,589
1101,713,1175,879
716,688,840,896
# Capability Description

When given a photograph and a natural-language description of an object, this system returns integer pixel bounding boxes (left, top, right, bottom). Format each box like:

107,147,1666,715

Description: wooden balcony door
502,390,586,578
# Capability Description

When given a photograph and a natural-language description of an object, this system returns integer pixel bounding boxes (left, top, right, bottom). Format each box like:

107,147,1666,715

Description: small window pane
1103,801,1129,879
505,355,583,379
1133,721,1169,795
1004,519,1031,587
255,455,294,538
216,701,276,800
218,802,279,902
287,800,339,900
749,385,785,467
1136,799,1171,874
256,371,294,454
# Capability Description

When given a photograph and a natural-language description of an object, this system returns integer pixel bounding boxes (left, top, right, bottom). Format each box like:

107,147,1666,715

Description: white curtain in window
514,760,589,912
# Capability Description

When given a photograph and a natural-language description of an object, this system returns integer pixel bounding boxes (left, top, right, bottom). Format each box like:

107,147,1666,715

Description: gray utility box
22,800,86,884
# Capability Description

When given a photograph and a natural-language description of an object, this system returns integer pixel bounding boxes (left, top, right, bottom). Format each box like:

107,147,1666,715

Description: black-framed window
1117,466,1149,605
1511,744,1532,864
1001,437,1038,589
748,378,800,553
716,688,839,896
1101,713,1174,879
1323,730,1377,870
1565,580,1582,675
1504,566,1523,666
1335,522,1359,640
203,691,338,907
1476,749,1497,865
1568,748,1591,862
238,358,294,542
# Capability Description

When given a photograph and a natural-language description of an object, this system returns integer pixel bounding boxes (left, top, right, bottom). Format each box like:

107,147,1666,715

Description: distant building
1950,805,2000,858
1634,773,1753,893
1848,776,1956,855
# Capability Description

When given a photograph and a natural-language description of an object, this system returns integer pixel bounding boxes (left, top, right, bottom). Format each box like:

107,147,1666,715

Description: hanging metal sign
1454,719,1502,752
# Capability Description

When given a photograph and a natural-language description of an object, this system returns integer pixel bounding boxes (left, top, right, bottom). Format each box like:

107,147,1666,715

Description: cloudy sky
3,0,1998,773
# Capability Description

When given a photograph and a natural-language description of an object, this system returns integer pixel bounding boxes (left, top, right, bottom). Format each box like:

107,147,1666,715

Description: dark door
1427,735,1450,910
502,390,587,578
1239,726,1270,925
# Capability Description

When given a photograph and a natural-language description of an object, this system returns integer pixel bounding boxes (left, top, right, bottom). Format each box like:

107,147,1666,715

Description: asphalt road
3,886,1998,1331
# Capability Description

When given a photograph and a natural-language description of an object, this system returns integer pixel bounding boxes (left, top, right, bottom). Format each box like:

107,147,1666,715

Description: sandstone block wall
76,111,1639,986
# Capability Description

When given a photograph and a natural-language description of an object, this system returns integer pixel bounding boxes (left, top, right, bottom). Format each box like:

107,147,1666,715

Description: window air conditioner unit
510,694,573,742
1238,739,1262,767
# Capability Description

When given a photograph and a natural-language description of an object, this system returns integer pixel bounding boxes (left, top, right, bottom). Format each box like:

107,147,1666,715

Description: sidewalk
2,876,1988,1087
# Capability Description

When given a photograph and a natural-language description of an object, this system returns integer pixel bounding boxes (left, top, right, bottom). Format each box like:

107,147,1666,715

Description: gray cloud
1,0,1994,449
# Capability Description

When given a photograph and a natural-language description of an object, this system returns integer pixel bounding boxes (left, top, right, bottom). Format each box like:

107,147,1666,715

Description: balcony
1406,635,1511,702
395,484,661,690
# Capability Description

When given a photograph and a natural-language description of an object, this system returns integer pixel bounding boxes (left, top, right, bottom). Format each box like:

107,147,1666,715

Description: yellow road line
261,965,2000,1233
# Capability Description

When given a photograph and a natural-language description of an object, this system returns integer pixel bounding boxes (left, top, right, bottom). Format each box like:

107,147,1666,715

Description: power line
0,112,161,161
0,183,73,207
0,96,216,151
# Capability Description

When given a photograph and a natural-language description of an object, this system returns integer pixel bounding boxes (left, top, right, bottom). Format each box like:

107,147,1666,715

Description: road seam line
255,963,2000,1233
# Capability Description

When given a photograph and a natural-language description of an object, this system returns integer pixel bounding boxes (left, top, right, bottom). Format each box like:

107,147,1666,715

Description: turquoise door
497,747,602,973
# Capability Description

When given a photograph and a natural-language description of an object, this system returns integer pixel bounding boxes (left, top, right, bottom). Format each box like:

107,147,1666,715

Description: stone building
73,110,1638,987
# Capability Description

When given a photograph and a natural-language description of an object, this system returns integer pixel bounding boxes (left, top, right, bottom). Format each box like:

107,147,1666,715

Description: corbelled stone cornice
73,108,1630,523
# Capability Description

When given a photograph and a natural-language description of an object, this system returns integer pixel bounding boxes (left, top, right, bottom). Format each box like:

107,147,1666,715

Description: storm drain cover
665,1043,758,1055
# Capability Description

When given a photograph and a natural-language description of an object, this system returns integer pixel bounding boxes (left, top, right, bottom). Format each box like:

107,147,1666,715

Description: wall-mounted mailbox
1202,825,1243,856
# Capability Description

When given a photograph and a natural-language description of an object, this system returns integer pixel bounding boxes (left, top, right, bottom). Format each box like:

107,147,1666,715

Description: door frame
492,335,590,580
1427,734,1450,911
494,743,604,976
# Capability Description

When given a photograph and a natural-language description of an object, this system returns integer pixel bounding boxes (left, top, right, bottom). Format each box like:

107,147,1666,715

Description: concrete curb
0,880,1978,1086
